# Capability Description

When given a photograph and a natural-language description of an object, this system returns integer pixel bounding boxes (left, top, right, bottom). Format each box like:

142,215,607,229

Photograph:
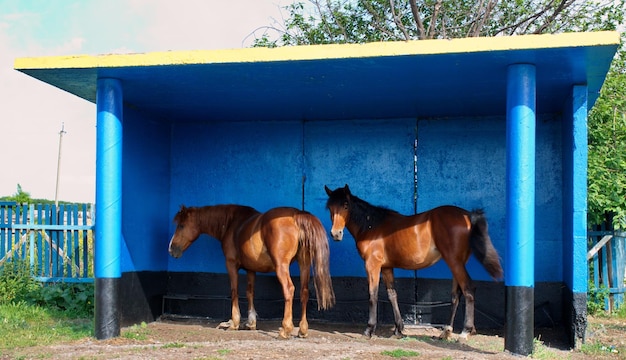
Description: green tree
253,0,624,46
0,184,32,204
588,46,626,230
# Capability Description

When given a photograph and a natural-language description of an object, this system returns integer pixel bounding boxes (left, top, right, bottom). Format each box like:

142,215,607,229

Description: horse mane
173,206,191,225
349,195,399,233
327,190,398,234
173,205,259,239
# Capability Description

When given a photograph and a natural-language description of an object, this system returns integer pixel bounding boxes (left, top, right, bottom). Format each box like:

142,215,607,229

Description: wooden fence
0,202,94,282
588,230,626,311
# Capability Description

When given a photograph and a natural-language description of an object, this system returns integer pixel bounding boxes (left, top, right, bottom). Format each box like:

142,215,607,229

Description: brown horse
168,205,336,339
324,185,502,339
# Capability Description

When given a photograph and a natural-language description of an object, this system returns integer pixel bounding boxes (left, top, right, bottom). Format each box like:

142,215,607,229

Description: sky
0,0,294,203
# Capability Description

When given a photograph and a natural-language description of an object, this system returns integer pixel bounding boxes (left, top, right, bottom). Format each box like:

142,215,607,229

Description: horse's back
237,207,306,271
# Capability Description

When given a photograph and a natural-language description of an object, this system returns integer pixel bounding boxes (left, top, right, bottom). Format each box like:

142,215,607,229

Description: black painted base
115,271,574,346
162,272,529,330
95,277,120,340
505,286,534,356
119,272,168,326
563,291,587,348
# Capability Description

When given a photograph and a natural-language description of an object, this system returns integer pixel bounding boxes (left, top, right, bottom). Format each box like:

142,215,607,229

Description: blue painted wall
416,117,506,280
417,116,562,281
167,121,303,273
120,111,566,283
304,119,416,278
120,108,171,272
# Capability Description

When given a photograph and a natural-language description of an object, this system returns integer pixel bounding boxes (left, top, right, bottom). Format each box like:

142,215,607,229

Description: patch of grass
0,301,92,349
613,302,626,319
580,341,621,357
162,342,185,349
531,338,560,360
122,321,150,340
217,349,232,355
381,348,420,357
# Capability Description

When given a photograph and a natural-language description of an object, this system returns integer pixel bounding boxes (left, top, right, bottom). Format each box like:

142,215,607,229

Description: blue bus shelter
15,31,619,354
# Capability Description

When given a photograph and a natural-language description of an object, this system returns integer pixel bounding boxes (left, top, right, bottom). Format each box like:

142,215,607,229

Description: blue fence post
29,205,34,274
609,232,625,310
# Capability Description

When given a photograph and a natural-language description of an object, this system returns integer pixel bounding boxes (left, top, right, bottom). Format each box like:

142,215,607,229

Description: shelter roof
14,31,620,122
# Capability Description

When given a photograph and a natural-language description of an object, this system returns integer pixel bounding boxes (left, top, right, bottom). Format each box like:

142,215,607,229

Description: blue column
95,78,123,340
505,64,536,356
570,85,588,295
562,85,588,347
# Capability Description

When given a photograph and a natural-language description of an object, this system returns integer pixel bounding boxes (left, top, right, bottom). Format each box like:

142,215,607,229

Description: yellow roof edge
14,31,621,70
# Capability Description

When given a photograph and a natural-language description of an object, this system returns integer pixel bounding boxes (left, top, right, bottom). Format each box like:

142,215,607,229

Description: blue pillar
95,78,123,340
563,85,588,346
505,64,536,356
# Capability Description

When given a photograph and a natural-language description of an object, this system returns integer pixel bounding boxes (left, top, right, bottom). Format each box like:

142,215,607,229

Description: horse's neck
198,205,257,241
346,198,376,238
197,206,235,241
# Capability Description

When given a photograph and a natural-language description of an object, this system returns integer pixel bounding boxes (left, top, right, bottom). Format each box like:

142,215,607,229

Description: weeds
0,301,92,349
122,322,150,340
381,348,420,357
587,281,610,316
0,259,94,350
217,349,232,355
0,259,39,304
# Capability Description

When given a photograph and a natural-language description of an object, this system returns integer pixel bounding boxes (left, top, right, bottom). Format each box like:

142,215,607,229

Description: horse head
168,205,201,258
324,184,352,241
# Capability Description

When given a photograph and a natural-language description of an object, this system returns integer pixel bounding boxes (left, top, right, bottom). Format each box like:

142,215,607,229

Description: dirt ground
3,316,625,360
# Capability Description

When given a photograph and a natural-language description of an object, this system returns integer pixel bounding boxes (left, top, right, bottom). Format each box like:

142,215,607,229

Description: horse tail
295,213,336,310
469,209,504,280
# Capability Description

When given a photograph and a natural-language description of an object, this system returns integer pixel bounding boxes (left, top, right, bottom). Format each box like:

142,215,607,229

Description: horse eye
343,202,348,210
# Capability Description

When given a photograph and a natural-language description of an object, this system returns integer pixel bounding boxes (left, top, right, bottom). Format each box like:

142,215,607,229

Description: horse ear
324,185,332,196
344,184,351,194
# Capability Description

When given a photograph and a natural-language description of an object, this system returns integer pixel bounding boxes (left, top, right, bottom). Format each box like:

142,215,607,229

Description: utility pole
54,123,66,207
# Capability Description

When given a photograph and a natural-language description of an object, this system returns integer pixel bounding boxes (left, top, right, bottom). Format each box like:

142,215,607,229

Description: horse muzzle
169,245,183,258
330,229,343,241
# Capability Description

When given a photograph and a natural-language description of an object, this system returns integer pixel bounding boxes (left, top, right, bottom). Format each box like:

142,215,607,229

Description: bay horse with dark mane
324,185,502,339
168,205,336,339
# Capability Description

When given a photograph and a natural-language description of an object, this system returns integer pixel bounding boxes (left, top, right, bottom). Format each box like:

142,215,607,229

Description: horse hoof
390,325,404,339
439,326,453,340
278,327,291,339
459,328,475,341
244,322,256,331
217,320,238,330
298,330,308,338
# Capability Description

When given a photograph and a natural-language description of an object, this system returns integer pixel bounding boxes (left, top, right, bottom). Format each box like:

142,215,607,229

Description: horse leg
445,265,477,340
364,264,382,338
441,278,461,340
219,263,241,330
276,263,295,339
297,260,312,338
244,271,258,330
460,280,477,339
381,268,404,338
